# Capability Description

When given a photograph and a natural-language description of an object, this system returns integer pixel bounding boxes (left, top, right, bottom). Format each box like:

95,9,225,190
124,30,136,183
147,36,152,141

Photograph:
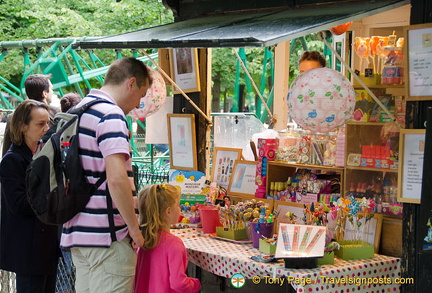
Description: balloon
354,37,370,59
287,67,356,133
129,68,166,121
330,22,353,35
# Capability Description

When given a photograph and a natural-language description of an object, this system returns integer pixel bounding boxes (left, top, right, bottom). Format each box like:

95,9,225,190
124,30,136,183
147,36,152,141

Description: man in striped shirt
60,57,151,293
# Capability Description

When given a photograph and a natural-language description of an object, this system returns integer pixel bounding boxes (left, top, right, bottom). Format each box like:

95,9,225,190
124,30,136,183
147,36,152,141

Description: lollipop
370,36,389,57
354,37,371,71
354,37,370,59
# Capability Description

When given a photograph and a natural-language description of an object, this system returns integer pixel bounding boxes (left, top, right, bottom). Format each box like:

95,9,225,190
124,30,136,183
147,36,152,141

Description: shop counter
171,228,402,293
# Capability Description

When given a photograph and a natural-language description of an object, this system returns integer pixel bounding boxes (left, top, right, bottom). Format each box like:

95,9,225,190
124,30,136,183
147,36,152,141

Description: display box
259,238,276,255
284,257,318,269
296,192,318,205
382,203,403,216
255,138,278,198
353,73,381,87
317,251,335,265
216,226,247,240
353,90,377,122
335,240,374,260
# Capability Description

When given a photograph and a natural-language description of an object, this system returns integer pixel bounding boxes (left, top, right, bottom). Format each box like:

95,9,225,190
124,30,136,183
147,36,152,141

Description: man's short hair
104,58,152,88
24,74,52,101
299,51,326,68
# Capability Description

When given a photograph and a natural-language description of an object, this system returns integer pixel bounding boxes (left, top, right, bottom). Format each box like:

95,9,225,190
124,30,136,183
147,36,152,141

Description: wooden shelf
346,121,388,126
353,84,405,89
345,166,398,173
266,161,344,198
269,161,344,172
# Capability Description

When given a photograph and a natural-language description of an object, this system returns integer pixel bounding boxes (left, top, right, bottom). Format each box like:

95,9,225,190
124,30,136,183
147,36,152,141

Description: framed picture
227,160,257,197
405,23,432,101
167,114,197,171
169,48,200,94
342,213,383,253
274,201,306,229
211,147,242,189
397,129,426,204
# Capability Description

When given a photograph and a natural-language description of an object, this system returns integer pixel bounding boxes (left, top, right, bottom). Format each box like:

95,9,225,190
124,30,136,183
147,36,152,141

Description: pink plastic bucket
199,206,222,234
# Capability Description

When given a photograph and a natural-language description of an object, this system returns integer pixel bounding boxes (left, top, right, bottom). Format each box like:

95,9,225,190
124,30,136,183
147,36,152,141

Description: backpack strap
74,98,117,242
69,97,113,116
93,172,116,242
105,187,117,242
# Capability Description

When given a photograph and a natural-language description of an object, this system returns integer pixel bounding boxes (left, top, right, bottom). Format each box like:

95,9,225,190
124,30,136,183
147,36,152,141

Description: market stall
70,0,424,291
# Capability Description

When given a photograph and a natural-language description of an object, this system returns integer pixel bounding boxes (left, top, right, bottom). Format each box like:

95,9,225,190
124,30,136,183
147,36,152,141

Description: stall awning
74,0,409,49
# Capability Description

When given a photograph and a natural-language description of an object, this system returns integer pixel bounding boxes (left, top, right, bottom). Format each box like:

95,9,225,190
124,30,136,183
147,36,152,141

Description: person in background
134,184,201,293
298,50,326,74
60,92,82,113
0,100,60,293
60,57,151,293
2,73,59,157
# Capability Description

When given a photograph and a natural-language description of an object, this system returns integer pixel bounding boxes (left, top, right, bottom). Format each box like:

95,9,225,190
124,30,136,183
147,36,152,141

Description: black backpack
26,99,109,225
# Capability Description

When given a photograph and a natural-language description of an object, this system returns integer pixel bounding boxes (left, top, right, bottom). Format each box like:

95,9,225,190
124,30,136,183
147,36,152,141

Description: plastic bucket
199,206,222,234
250,222,274,248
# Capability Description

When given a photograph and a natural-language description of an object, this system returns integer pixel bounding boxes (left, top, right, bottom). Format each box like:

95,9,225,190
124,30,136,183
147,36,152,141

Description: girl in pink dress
134,184,201,293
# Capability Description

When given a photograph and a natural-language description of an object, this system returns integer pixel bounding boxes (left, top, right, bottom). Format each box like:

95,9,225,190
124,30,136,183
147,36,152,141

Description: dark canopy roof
74,0,409,49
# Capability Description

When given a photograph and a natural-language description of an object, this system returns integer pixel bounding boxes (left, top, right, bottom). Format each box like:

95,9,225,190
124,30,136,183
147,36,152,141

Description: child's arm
167,237,202,293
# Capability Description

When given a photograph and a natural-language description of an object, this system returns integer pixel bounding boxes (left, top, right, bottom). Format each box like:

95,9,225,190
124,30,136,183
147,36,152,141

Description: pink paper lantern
288,67,355,133
129,67,166,121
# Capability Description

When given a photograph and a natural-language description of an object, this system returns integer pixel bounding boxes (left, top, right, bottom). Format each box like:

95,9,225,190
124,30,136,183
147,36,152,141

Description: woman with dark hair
298,50,326,73
60,92,82,113
0,99,60,293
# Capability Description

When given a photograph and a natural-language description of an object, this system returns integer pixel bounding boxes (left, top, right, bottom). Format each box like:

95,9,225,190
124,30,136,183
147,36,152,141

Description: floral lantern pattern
129,67,166,121
288,67,356,133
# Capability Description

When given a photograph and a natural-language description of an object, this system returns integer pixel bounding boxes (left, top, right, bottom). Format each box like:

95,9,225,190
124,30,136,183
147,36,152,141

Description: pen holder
250,222,274,248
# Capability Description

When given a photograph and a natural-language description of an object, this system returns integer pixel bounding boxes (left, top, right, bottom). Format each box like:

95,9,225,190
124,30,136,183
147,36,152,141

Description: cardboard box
382,203,403,216
317,251,335,265
296,192,318,205
353,90,377,122
216,226,247,240
335,240,374,260
259,238,276,255
353,73,381,87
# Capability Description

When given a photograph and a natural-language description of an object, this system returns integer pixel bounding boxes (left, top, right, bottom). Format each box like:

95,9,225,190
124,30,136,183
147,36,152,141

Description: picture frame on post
167,113,197,171
169,48,200,94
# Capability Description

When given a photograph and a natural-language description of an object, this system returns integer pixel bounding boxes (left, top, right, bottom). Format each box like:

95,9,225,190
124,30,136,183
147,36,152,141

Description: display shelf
266,161,344,200
345,166,398,173
353,84,405,89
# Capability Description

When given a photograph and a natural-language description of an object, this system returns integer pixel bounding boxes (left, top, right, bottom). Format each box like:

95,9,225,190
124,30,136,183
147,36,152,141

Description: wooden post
273,41,290,130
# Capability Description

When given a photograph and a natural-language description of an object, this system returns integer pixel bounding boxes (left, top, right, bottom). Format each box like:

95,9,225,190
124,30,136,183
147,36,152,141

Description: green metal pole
233,52,241,112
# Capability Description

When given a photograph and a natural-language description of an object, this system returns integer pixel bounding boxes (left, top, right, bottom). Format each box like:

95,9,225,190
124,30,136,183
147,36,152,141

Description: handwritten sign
407,24,432,99
398,129,426,203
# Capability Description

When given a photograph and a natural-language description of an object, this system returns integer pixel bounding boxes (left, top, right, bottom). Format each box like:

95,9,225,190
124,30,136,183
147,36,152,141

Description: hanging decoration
287,67,356,133
129,67,166,121
329,22,353,35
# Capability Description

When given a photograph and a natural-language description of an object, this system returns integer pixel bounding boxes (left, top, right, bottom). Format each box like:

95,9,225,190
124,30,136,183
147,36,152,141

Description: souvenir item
288,67,356,133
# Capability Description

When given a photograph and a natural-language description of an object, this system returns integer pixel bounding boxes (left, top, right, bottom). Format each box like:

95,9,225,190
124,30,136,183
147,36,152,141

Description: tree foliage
0,0,173,84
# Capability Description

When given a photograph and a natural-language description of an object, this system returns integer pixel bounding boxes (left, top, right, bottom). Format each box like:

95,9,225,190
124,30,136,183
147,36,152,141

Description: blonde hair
138,184,180,250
